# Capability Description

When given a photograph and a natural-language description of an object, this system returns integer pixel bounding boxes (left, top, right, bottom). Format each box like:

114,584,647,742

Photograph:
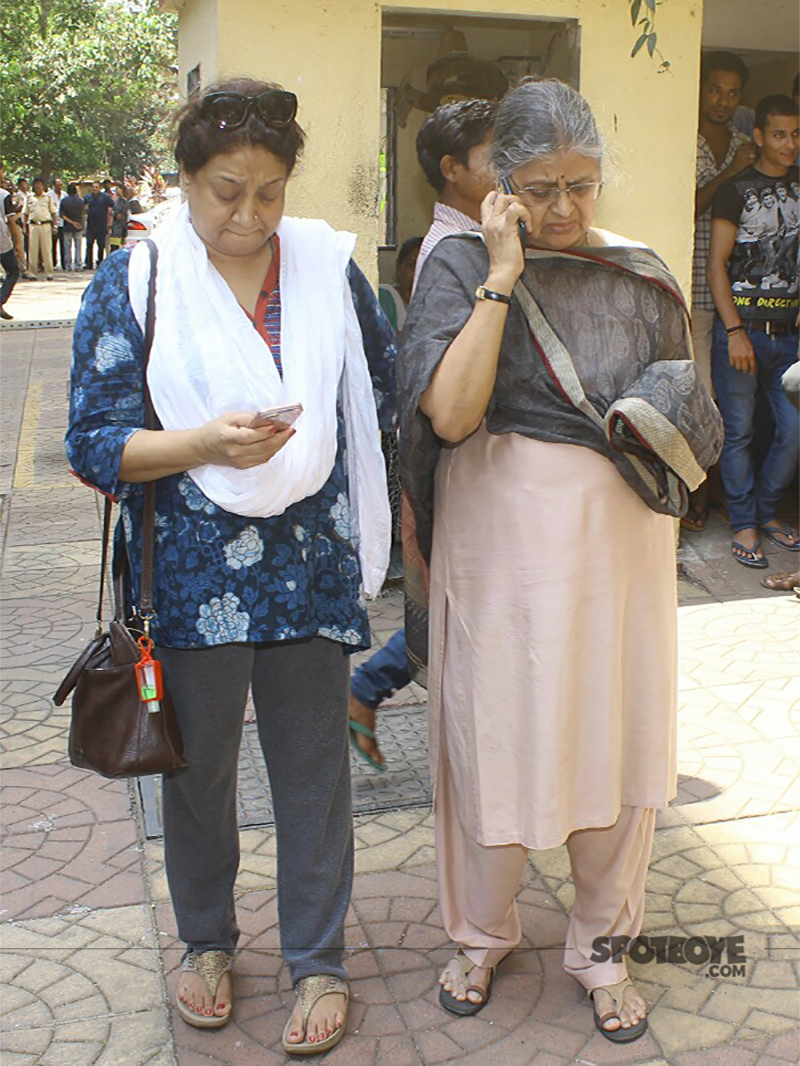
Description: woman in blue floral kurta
66,79,395,1056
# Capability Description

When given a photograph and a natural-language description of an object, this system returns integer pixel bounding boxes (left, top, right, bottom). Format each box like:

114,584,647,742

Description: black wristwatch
475,285,512,305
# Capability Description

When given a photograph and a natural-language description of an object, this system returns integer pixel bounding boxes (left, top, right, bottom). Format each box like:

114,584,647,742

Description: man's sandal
680,505,708,533
282,974,349,1056
589,977,648,1043
176,950,233,1029
348,719,387,772
731,539,769,569
761,523,800,552
761,570,800,592
439,949,502,1016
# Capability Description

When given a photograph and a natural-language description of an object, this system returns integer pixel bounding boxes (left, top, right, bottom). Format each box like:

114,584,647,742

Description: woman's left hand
118,413,295,483
194,412,296,469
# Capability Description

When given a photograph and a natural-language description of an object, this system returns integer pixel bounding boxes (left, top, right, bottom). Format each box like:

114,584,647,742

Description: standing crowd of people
0,172,146,320
689,56,799,588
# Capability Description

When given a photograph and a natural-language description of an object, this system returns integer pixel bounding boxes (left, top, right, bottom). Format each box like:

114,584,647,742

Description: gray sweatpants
158,636,353,984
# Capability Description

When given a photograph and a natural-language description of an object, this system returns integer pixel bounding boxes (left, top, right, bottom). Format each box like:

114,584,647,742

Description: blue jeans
350,629,409,709
711,318,799,533
63,228,82,270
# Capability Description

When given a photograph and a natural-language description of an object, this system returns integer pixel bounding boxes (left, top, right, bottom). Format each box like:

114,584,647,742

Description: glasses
507,177,603,205
200,90,298,131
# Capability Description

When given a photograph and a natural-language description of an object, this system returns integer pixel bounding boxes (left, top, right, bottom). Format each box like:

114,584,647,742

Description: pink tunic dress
428,424,678,850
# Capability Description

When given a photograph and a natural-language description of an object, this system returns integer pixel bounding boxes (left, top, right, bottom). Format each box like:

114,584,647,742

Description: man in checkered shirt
684,51,757,532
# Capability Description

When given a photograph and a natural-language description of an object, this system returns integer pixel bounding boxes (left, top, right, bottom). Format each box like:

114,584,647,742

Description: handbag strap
96,496,114,636
95,238,159,633
139,238,159,623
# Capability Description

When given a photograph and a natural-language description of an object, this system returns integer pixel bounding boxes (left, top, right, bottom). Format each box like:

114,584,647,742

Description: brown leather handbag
53,240,187,779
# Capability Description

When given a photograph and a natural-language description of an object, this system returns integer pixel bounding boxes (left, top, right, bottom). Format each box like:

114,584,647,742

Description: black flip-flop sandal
731,539,769,569
761,524,800,552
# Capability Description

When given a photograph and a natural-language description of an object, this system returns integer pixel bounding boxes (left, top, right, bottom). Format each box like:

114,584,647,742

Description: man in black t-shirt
708,94,800,569
83,182,113,268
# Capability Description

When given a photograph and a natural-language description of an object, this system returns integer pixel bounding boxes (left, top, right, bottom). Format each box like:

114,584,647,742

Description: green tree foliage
1,0,178,182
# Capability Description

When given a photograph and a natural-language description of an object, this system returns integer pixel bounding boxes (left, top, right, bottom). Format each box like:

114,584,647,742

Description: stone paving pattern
1,325,798,1065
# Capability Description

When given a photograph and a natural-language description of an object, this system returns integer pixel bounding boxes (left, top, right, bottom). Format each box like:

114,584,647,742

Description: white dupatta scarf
128,202,390,596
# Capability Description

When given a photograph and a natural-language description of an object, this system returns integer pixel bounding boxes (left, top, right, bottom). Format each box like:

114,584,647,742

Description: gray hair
491,79,604,180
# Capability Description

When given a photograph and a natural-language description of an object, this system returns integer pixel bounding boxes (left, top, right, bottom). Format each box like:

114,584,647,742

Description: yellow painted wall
169,0,703,295
171,0,219,94
578,0,702,297
217,0,382,277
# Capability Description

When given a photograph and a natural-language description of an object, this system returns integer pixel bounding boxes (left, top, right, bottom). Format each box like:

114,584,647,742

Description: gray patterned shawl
399,234,723,562
397,235,723,682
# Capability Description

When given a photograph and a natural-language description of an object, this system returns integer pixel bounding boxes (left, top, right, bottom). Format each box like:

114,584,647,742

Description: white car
124,196,179,247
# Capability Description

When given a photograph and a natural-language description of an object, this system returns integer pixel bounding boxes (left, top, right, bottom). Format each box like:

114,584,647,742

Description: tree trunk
40,151,52,186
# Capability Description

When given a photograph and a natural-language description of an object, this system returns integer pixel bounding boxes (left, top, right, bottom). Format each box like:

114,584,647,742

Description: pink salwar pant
436,756,656,991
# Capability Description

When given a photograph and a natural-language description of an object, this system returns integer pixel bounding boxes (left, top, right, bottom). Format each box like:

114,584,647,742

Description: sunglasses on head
200,90,298,131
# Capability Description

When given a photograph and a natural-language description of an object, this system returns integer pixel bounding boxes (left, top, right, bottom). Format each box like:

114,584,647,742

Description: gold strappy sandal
176,950,233,1029
282,974,349,1056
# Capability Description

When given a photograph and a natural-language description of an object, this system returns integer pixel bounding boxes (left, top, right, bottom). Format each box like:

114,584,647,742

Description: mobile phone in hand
500,177,527,250
250,402,303,431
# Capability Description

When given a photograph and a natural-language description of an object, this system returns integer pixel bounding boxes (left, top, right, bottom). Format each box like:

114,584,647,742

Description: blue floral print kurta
66,247,396,650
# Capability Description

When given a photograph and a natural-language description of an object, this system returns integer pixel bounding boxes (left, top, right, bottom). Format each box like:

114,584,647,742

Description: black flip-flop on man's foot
731,538,769,569
760,522,800,552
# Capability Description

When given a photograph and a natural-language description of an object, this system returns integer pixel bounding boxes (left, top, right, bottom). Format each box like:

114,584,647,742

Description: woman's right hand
480,189,531,292
194,412,295,469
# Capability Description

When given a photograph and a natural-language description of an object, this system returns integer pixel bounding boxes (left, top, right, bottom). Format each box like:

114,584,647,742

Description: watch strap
475,284,512,305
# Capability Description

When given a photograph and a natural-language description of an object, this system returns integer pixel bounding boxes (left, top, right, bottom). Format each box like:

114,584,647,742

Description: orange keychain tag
135,636,163,706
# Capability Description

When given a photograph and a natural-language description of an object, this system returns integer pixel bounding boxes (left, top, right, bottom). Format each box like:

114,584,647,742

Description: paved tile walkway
1,325,798,1065
0,270,92,329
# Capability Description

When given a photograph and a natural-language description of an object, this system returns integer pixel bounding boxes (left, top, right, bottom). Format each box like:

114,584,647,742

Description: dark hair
174,77,305,176
793,72,799,100
416,99,497,191
32,176,44,187
397,236,423,264
755,93,799,131
700,51,748,88
67,182,78,195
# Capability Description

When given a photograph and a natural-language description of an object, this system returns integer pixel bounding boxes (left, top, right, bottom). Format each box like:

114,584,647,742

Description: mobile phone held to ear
250,402,303,431
500,178,527,251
